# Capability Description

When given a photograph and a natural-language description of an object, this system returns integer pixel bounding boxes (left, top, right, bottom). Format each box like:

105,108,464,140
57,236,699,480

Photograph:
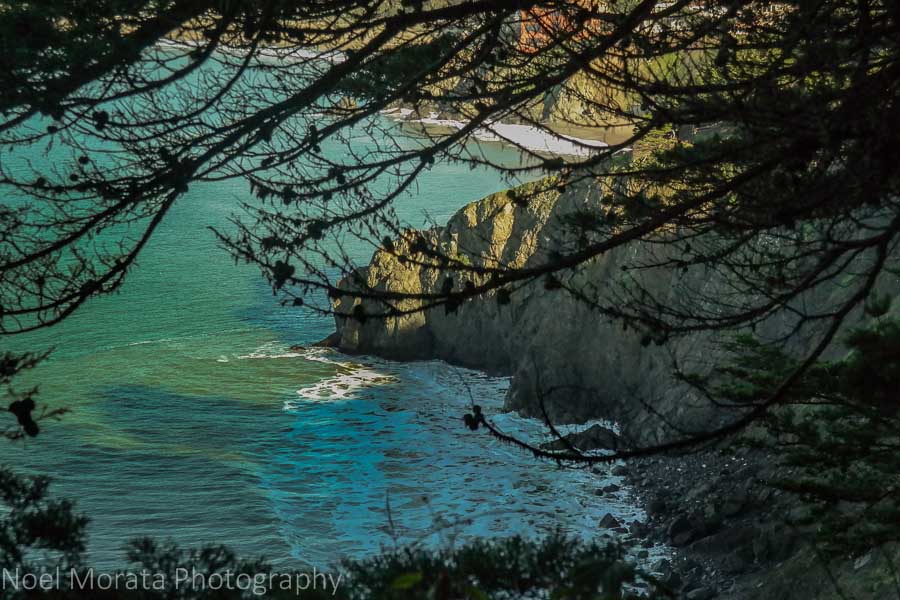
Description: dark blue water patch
4,385,296,568
93,384,286,447
1,352,660,571
231,275,334,346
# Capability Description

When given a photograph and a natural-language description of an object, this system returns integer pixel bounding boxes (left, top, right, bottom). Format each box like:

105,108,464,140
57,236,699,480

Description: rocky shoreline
550,423,782,599
608,448,781,600
323,177,899,599
589,438,899,600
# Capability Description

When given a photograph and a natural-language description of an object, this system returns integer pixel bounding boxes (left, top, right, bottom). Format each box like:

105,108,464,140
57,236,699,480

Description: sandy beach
383,108,615,158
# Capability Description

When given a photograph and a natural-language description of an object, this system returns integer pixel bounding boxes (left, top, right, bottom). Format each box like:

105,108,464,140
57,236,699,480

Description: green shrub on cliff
690,317,900,554
0,468,87,583
343,533,666,600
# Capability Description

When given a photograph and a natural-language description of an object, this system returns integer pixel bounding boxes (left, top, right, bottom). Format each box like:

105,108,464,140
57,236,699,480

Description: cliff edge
328,178,726,444
325,178,900,600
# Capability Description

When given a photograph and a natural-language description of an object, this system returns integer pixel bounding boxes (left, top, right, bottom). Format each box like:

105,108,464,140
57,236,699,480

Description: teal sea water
1,51,645,569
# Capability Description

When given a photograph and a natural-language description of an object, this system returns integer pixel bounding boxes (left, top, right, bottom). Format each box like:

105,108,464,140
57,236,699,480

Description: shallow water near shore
1,53,652,569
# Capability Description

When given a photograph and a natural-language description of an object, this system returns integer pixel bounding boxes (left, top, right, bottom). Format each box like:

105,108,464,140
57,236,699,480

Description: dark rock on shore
313,331,342,348
617,446,847,600
539,424,620,452
668,514,696,546
599,513,621,529
686,586,717,600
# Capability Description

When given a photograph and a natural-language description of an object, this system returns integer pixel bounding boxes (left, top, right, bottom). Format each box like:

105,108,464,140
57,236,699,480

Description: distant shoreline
158,38,609,158
382,108,610,158
157,37,345,63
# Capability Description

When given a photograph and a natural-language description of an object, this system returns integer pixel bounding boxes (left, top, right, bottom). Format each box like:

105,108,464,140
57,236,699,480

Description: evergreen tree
685,315,900,554
2,1,900,586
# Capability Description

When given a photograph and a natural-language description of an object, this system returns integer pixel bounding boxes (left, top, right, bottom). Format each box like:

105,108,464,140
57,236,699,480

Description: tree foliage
1,0,900,558
0,467,87,581
341,533,667,600
691,316,900,554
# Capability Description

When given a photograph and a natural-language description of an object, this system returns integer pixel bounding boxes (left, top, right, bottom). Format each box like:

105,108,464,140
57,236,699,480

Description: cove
1,51,645,570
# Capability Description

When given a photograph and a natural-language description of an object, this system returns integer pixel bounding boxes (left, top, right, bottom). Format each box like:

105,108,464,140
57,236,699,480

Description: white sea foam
232,344,397,406
553,418,621,437
290,367,397,405
126,337,176,347
289,348,397,404
237,341,307,360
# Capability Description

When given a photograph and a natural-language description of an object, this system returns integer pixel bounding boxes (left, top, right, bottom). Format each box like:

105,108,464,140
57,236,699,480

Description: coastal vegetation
2,0,900,598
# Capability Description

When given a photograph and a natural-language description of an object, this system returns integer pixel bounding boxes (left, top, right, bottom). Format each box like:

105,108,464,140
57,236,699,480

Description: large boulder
539,424,620,452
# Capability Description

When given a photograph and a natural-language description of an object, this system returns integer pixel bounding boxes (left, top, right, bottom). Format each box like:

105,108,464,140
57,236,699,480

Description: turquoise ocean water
0,51,645,569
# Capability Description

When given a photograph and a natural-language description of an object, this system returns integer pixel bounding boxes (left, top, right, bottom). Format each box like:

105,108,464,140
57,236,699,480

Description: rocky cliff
326,177,900,600
328,170,892,433
328,177,736,444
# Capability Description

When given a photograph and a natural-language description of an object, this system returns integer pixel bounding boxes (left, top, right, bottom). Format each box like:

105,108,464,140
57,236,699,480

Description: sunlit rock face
328,178,712,443
329,176,883,444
